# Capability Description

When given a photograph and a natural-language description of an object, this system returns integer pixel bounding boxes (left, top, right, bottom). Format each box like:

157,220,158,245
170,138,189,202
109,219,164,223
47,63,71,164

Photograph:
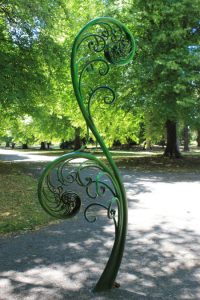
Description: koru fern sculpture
38,17,135,292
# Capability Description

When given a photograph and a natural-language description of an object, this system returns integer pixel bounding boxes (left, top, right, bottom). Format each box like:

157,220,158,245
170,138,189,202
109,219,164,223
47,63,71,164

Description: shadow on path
0,212,200,299
0,161,200,299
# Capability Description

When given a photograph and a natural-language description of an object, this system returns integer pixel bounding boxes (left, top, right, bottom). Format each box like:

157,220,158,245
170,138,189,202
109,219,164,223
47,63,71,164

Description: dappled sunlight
0,264,91,299
123,171,200,236
119,171,200,299
0,229,110,299
1,170,200,299
1,264,82,289
118,224,200,300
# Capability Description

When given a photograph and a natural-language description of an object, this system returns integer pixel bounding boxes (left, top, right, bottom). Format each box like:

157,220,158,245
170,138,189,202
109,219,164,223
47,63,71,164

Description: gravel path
0,150,200,299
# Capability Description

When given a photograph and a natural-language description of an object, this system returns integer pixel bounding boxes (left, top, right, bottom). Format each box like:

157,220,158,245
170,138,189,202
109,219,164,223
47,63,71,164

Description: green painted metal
38,17,135,292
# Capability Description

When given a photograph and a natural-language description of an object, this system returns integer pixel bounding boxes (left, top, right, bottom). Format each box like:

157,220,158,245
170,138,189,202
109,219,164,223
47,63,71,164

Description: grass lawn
115,152,200,172
0,147,200,236
0,162,57,236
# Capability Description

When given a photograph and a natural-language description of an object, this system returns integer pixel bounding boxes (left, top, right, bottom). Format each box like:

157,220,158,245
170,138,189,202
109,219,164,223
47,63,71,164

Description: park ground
0,148,200,299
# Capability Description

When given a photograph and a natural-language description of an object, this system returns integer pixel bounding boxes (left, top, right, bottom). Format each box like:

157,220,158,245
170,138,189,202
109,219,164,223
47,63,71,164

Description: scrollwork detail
38,17,135,292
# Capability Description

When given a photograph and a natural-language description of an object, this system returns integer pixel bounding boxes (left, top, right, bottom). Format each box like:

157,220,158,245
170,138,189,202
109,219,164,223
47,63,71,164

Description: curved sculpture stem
38,16,135,293
71,17,135,291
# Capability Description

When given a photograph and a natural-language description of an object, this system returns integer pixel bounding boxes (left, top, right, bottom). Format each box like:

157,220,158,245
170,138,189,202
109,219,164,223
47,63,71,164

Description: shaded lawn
0,162,56,236
115,154,200,172
25,146,200,172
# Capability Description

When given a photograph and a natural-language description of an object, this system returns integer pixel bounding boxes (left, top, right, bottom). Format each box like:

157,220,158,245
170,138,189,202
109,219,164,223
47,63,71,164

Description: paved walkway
0,150,200,299
0,149,59,162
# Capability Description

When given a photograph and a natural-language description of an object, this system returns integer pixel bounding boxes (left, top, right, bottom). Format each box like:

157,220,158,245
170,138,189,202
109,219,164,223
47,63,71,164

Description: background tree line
0,0,199,156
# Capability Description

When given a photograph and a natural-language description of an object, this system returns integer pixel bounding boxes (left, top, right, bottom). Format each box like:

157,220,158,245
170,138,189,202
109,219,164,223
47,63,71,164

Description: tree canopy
0,0,199,151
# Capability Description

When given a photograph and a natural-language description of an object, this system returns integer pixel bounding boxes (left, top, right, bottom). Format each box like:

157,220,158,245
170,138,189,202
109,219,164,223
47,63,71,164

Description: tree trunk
183,126,189,151
164,120,181,158
197,130,200,147
22,143,28,149
143,139,152,150
40,141,46,150
5,141,10,147
74,127,82,151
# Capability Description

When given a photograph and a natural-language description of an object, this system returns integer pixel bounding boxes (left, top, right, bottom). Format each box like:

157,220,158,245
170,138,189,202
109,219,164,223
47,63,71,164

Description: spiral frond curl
38,17,135,292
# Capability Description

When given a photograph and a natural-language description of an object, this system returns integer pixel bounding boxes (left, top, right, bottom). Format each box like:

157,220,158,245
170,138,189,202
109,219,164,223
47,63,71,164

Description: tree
182,125,190,151
107,0,200,157
3,0,199,152
0,0,107,144
1,0,143,148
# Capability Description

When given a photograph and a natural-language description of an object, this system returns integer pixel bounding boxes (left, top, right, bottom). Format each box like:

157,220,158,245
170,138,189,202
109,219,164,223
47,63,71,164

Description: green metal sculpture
38,17,135,292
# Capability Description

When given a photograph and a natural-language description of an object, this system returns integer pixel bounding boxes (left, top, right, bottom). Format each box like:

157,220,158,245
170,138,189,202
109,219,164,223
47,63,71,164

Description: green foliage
133,0,200,138
106,0,200,142
0,0,110,144
91,102,140,147
0,0,199,146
